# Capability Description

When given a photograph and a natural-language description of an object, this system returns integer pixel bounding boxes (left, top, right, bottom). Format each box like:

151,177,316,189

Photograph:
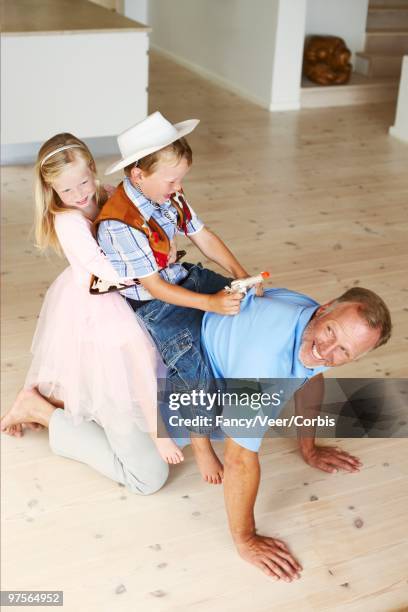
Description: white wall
270,0,307,111
305,0,369,60
145,0,280,109
1,32,149,162
389,56,408,142
123,0,149,25
126,0,368,112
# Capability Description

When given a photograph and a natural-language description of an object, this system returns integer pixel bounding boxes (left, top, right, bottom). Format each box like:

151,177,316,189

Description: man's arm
189,227,249,279
295,374,362,473
223,437,302,581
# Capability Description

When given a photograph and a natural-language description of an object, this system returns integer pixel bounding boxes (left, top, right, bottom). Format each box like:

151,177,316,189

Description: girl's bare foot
1,388,55,434
154,437,184,464
2,423,24,437
191,437,224,484
25,422,46,431
2,422,45,438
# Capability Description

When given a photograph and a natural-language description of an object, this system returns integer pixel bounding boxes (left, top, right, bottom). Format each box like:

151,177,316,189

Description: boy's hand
254,282,264,297
140,274,243,313
208,289,244,315
168,239,178,265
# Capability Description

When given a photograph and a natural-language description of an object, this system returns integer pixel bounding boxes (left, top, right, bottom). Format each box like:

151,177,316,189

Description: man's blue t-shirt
200,288,328,451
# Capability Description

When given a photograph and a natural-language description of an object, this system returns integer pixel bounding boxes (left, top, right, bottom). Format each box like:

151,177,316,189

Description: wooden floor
1,51,408,611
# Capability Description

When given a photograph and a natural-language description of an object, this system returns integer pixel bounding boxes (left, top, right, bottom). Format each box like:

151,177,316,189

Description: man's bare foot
154,437,184,464
1,388,55,434
191,437,224,484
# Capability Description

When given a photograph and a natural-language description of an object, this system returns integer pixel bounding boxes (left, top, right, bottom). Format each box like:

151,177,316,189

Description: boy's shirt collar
123,177,174,221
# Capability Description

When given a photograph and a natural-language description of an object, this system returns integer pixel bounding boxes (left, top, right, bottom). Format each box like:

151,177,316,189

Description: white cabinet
1,0,150,161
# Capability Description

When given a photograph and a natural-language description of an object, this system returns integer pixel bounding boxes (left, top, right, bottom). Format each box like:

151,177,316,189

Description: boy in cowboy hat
96,111,253,484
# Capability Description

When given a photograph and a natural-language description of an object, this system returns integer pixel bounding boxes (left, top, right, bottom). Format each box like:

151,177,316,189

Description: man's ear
315,300,334,317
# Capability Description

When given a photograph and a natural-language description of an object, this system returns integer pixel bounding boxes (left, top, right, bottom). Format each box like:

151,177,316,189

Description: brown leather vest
94,182,192,268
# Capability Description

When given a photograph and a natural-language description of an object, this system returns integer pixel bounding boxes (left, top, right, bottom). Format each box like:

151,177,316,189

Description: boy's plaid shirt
97,177,204,300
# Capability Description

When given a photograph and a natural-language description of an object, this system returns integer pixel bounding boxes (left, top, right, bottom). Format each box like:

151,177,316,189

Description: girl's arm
55,212,128,282
102,183,117,197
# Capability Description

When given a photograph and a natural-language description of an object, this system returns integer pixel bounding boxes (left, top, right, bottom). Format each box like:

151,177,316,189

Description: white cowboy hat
104,111,200,175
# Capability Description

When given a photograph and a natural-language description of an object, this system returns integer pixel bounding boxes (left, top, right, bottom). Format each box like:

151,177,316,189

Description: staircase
355,0,408,78
301,0,406,108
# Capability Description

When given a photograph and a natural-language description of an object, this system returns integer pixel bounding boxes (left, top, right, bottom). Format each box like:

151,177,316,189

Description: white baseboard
1,136,119,166
269,101,301,112
389,125,408,143
151,44,270,110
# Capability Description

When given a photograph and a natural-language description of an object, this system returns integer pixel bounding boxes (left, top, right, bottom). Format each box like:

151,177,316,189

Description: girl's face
134,157,191,204
52,158,97,214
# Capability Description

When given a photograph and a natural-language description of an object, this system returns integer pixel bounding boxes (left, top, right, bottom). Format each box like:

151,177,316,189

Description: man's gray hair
333,287,392,349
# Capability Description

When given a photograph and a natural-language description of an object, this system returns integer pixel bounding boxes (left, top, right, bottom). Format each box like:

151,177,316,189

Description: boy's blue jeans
127,264,231,434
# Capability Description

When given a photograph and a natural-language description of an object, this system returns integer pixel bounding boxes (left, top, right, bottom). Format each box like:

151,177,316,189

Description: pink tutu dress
25,211,163,435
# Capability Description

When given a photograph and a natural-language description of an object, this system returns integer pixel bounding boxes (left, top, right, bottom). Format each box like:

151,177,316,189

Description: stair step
301,74,399,108
365,30,408,53
355,52,404,77
367,7,408,28
369,4,408,9
369,0,408,6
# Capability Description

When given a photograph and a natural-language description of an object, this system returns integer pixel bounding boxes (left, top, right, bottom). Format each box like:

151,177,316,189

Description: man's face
299,302,381,368
131,157,191,204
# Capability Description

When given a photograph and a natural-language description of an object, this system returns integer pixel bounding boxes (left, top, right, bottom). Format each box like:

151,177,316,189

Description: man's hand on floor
301,444,362,474
235,534,302,581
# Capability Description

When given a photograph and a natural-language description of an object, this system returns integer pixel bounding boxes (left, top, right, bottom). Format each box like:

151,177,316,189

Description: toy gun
225,271,270,294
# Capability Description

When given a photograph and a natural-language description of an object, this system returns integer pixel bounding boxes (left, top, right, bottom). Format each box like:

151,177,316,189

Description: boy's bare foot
191,437,224,484
154,437,184,464
1,388,55,434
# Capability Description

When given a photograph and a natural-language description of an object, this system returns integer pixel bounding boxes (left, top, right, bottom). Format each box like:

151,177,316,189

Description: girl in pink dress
1,133,183,475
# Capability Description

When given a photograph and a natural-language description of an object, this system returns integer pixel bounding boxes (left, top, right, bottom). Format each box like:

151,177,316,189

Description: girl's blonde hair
34,133,106,254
